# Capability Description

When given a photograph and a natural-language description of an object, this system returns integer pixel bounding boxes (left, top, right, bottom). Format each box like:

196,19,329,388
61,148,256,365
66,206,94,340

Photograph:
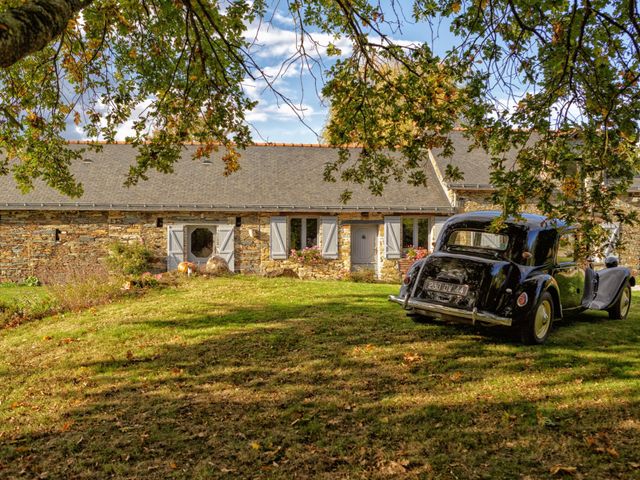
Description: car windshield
445,230,509,253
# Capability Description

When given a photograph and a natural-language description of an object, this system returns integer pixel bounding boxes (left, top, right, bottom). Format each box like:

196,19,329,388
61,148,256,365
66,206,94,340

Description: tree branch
0,0,92,68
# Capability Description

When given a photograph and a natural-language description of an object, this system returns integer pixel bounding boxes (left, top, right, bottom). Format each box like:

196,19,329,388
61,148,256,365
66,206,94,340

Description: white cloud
271,11,295,27
63,98,155,141
244,24,353,60
245,101,318,123
113,99,154,140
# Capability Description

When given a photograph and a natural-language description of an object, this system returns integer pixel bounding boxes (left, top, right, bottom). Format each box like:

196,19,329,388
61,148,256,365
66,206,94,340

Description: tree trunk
0,0,93,68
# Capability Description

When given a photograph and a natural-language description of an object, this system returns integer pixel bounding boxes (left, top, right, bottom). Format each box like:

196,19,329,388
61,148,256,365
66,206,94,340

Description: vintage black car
389,211,635,344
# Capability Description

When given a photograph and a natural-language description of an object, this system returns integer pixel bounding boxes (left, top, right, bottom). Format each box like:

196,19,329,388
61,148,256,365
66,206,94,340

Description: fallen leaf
42,335,52,341
378,460,407,475
169,462,177,469
450,371,463,382
629,462,640,469
61,421,73,432
250,441,261,450
403,352,423,364
606,447,619,458
550,465,577,475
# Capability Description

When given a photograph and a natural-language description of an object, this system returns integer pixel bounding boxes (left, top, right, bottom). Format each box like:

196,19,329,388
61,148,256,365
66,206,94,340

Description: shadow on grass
1,289,639,479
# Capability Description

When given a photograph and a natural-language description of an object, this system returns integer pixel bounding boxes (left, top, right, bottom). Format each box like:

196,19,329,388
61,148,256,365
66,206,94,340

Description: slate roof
432,130,640,193
0,143,454,213
430,130,507,190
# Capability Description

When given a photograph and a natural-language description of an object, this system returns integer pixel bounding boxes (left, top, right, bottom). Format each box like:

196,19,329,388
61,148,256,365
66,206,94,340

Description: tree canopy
0,0,639,249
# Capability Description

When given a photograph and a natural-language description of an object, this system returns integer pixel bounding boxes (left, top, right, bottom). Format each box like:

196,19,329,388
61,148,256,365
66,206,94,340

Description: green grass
0,276,639,479
0,285,46,303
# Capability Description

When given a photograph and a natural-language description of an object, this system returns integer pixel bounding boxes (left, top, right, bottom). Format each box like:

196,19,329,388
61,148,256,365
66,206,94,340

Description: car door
553,232,585,311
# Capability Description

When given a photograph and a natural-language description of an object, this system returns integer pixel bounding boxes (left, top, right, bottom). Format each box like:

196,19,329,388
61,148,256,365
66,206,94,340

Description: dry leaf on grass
403,352,423,364
584,433,619,457
550,465,577,475
378,460,409,475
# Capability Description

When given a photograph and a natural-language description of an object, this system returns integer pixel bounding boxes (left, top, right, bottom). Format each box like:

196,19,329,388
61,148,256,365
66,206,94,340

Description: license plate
425,280,469,296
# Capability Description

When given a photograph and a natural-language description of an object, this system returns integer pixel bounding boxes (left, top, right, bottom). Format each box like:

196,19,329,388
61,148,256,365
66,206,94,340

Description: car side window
557,233,576,263
531,230,556,266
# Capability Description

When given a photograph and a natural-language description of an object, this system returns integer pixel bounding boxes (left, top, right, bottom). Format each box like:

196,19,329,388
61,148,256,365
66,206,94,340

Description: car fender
399,258,428,302
514,274,561,324
592,267,635,310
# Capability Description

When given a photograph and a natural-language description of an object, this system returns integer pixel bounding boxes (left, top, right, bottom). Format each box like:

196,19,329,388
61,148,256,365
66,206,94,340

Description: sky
65,1,460,144
240,3,456,143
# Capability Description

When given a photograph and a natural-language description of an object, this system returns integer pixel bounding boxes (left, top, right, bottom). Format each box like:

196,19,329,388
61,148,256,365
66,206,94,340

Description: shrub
406,246,428,260
47,276,124,312
35,259,110,286
106,241,153,276
21,275,41,287
290,245,323,265
0,295,58,329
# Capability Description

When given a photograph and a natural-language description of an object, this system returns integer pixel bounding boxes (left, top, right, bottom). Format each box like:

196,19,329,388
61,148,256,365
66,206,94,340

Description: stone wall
0,210,426,283
614,195,640,269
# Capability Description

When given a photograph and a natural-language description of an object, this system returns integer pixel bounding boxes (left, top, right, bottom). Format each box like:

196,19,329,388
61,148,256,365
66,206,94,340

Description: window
290,218,319,250
402,218,431,248
529,230,556,266
190,228,215,258
557,233,575,263
447,230,508,251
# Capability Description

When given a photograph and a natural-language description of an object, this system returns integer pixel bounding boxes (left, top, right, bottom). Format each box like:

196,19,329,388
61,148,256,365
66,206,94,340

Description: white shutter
321,217,339,259
167,224,185,270
431,217,448,251
270,216,288,260
216,224,235,271
384,216,402,259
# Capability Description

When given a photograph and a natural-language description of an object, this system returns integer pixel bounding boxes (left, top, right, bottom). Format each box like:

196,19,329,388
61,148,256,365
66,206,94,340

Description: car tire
519,291,554,345
608,282,632,320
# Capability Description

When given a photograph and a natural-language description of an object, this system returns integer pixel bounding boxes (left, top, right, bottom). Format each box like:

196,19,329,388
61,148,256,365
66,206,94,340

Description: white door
187,226,217,266
351,225,377,268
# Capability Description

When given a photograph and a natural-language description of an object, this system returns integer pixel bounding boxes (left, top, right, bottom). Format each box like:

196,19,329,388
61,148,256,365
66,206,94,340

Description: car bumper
388,295,512,327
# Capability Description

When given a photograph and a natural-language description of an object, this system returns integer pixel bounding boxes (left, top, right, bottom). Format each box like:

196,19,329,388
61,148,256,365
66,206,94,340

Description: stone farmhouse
0,131,638,282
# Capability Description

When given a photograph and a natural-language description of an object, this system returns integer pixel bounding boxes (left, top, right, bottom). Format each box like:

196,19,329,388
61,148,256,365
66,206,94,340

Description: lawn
0,285,46,303
0,276,638,479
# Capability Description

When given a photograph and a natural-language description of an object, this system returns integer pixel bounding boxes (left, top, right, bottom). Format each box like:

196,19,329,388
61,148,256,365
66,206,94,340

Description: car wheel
608,282,632,320
520,291,554,345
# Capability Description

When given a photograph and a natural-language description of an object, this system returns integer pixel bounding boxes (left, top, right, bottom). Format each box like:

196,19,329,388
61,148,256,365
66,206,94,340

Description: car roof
445,211,567,231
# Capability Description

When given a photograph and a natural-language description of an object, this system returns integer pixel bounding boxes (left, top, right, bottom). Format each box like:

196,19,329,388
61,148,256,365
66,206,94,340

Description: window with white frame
402,218,430,249
290,218,319,250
